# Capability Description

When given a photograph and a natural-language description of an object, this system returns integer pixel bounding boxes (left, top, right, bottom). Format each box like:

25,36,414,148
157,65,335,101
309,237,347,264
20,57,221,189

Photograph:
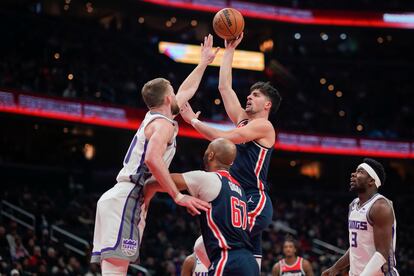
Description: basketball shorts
209,248,259,276
246,190,273,258
91,182,147,264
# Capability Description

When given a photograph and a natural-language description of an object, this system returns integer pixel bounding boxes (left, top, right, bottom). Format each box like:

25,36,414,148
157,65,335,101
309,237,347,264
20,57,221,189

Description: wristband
191,118,200,127
360,252,386,276
174,192,184,202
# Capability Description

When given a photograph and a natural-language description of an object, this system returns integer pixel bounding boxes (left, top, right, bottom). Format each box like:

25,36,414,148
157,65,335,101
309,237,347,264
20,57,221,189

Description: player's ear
208,151,215,161
264,100,272,111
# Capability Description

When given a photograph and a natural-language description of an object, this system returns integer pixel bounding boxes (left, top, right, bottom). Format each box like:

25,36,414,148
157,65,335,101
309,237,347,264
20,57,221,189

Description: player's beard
171,102,179,116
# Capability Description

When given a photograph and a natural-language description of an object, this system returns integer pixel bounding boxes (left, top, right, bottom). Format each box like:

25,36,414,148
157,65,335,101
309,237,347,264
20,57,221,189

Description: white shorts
91,182,147,264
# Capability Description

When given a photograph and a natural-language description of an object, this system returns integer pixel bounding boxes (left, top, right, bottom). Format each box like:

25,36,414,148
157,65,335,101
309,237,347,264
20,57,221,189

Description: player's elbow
218,83,230,93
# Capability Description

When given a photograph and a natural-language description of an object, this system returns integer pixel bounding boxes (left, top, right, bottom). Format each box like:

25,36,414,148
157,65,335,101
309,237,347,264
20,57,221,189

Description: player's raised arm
321,249,350,276
218,33,248,125
359,199,394,276
176,34,219,108
180,102,273,144
144,119,210,215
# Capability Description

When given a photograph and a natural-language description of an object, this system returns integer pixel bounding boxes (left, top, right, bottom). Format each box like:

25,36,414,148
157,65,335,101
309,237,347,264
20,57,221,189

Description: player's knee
101,258,129,276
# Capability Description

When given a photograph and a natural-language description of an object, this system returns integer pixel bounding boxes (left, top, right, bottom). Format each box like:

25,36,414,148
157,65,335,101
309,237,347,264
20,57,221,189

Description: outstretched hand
176,194,210,216
224,32,244,50
180,102,201,125
200,34,220,66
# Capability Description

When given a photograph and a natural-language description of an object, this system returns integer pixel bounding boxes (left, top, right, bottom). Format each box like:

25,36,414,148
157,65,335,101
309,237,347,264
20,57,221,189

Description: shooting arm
218,48,247,124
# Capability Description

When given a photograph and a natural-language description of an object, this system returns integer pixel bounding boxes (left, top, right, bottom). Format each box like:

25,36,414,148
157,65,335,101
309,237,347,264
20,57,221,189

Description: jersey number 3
231,196,247,230
351,232,357,247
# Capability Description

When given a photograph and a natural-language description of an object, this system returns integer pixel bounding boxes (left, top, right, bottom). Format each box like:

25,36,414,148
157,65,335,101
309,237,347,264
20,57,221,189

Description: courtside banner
143,0,414,29
1,90,413,158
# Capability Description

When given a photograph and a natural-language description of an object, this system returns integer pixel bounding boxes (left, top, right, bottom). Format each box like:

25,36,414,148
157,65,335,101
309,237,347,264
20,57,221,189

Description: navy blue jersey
230,140,273,193
200,170,253,262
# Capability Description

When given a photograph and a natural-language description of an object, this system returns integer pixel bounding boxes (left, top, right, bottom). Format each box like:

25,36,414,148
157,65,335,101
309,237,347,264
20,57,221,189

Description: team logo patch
121,238,138,257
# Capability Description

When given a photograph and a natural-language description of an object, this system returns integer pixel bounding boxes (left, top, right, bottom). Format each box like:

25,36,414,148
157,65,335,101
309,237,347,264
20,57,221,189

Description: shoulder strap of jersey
145,111,176,125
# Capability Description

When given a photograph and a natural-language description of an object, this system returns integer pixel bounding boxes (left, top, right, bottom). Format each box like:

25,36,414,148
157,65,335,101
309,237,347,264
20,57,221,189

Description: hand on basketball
180,102,200,125
200,34,220,66
225,32,243,50
175,194,210,216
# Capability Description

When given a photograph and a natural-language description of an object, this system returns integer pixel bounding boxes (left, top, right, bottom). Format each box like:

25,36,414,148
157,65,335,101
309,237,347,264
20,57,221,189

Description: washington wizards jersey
200,171,253,261
116,111,178,185
230,140,273,193
278,257,305,276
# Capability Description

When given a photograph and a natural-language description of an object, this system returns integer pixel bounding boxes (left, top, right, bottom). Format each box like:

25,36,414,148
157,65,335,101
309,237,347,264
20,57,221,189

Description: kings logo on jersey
121,238,138,256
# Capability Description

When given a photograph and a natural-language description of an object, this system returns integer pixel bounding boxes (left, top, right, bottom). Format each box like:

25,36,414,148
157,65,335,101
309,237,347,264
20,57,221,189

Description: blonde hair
141,78,171,108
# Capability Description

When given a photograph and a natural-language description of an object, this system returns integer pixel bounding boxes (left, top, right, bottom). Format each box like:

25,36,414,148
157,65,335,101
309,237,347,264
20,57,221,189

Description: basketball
213,8,245,40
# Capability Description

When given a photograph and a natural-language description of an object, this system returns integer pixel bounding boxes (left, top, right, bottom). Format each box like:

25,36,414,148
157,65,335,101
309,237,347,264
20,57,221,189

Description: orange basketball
213,8,245,40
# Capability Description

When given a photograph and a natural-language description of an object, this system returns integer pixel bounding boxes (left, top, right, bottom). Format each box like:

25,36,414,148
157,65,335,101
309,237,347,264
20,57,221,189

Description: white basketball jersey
348,193,398,276
193,254,208,276
116,111,178,184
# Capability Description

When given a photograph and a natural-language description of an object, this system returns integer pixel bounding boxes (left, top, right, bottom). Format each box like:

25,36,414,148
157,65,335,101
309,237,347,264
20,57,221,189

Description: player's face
350,167,371,192
245,90,271,115
168,86,180,115
283,241,296,257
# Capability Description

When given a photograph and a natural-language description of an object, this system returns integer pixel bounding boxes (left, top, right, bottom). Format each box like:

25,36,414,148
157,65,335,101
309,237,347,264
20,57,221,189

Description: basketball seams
229,8,238,40
219,12,235,40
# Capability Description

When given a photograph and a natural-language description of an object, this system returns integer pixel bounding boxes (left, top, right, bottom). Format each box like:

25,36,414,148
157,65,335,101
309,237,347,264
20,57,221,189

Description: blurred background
0,0,413,275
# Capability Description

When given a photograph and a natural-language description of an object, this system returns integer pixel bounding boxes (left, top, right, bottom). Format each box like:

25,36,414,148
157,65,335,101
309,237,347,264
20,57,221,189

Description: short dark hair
141,78,171,109
284,234,298,249
363,158,386,186
250,81,282,113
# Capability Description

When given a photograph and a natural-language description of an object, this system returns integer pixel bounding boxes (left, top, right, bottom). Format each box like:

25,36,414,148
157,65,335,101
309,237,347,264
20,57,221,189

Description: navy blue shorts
209,248,259,276
246,191,273,257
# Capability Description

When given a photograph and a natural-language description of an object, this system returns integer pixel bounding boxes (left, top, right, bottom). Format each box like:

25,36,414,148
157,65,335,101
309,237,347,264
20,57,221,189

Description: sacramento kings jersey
199,170,253,261
348,194,398,276
193,254,208,276
116,111,178,185
278,257,305,276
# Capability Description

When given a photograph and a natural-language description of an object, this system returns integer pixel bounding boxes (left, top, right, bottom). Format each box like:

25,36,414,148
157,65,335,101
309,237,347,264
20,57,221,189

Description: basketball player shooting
180,32,282,269
322,158,398,276
90,35,218,275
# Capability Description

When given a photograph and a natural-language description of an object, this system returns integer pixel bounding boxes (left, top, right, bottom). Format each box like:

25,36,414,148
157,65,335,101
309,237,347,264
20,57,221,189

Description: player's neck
358,189,377,205
248,111,269,120
149,106,173,119
209,164,230,172
285,256,297,265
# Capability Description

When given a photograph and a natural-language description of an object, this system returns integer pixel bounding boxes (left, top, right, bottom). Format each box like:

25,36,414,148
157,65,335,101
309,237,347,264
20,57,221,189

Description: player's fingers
189,204,201,215
204,36,207,46
195,198,210,210
187,207,197,216
195,111,201,118
214,47,220,55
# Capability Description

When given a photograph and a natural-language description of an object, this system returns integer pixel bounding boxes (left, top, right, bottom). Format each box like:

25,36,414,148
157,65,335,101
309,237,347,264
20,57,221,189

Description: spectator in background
62,82,77,98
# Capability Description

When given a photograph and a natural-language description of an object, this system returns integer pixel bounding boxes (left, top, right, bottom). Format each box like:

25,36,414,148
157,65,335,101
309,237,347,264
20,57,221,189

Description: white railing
1,200,36,230
1,201,150,275
313,238,346,255
50,225,90,256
